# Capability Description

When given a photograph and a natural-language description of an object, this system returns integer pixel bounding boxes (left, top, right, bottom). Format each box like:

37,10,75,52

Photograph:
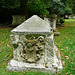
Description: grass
65,18,75,22
54,20,75,75
0,19,75,75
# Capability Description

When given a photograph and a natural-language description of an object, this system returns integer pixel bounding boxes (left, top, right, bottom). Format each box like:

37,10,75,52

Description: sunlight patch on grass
65,19,75,22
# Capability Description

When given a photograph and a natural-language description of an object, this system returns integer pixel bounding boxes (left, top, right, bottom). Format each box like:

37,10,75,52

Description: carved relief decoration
10,34,45,63
23,36,45,63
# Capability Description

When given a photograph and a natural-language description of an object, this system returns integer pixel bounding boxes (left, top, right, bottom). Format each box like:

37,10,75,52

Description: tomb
12,15,25,25
7,15,62,74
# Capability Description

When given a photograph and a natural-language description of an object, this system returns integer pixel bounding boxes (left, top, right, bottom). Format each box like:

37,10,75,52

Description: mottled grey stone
54,32,60,36
50,18,56,31
44,17,50,26
72,16,75,19
11,15,51,35
7,59,56,74
12,15,25,25
7,15,62,74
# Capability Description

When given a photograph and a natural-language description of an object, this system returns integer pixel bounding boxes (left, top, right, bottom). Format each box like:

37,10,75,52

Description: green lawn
54,20,75,75
0,19,75,75
65,19,75,22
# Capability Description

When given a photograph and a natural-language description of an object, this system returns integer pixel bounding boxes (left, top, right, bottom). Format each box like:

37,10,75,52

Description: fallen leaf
57,72,61,74
69,55,70,56
1,41,4,43
61,49,63,51
5,55,8,57
62,61,65,65
4,59,8,61
66,72,69,75
58,46,60,48
6,44,9,47
65,56,69,59
65,37,67,39
45,66,48,68
66,72,70,75
0,50,2,52
71,60,73,62
61,54,64,57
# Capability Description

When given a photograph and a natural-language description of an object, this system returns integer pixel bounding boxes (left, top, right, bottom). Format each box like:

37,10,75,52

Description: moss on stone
25,34,45,40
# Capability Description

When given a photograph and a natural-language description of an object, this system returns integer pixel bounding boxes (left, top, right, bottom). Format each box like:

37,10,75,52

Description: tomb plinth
7,15,62,74
12,15,25,25
44,15,57,32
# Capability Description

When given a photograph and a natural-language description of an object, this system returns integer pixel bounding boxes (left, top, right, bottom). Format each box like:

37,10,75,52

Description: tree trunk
20,0,28,19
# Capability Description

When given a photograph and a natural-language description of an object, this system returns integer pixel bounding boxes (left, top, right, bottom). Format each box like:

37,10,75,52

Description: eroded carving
10,34,19,59
21,35,45,63
10,34,45,63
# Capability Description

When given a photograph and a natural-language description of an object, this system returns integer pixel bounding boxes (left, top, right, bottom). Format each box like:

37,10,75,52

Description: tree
41,0,65,15
28,0,48,17
72,0,75,14
0,0,20,24
1,0,75,25
20,0,28,18
0,0,20,9
0,0,65,17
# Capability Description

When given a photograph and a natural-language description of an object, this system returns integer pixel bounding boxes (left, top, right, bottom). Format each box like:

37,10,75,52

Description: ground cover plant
54,19,75,75
0,19,75,75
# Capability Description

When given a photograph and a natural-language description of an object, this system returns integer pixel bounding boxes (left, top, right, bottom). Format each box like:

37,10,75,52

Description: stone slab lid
11,15,51,35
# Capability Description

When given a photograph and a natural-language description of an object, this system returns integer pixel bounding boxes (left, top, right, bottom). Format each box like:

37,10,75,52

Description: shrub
60,18,65,24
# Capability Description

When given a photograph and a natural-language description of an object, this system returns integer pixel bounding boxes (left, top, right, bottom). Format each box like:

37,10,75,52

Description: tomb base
7,59,55,74
7,45,62,74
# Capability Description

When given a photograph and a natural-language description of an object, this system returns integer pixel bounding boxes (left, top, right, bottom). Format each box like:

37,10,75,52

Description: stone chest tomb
7,15,62,74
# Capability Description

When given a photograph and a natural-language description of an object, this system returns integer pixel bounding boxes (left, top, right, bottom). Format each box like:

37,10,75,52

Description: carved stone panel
10,34,19,59
20,35,45,63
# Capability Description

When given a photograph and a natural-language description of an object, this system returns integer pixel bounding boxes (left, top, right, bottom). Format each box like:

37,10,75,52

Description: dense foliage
0,0,75,24
61,0,74,15
43,0,65,15
0,0,20,9
28,0,48,17
72,0,75,14
0,0,20,24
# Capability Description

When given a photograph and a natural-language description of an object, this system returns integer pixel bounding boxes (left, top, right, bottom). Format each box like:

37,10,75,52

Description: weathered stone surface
54,32,60,36
7,15,62,74
11,15,51,35
72,16,75,19
12,15,25,25
44,17,50,26
7,59,56,74
54,45,62,71
44,15,56,32
50,18,56,31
